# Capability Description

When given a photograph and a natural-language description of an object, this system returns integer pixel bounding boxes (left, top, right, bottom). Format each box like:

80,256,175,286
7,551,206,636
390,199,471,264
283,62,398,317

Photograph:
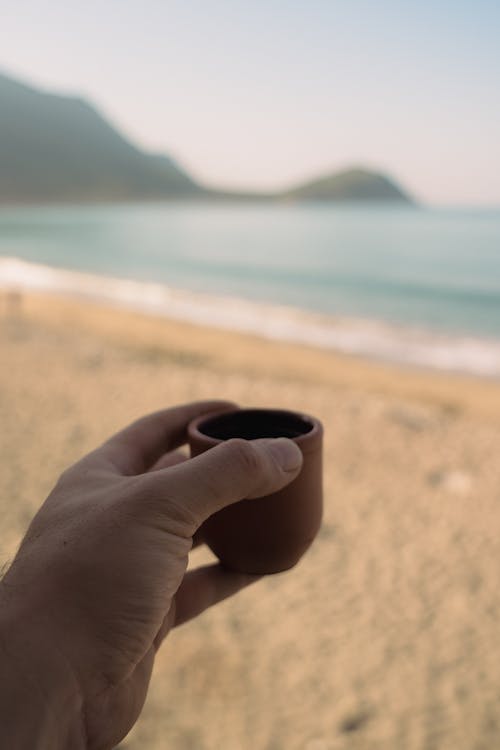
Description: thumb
141,437,303,532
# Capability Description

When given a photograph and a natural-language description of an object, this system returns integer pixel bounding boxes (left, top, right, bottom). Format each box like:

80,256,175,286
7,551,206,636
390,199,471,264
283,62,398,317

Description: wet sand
1,291,500,750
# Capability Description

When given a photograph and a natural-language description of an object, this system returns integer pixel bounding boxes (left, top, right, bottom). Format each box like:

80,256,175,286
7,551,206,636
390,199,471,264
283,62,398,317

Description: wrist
0,597,86,750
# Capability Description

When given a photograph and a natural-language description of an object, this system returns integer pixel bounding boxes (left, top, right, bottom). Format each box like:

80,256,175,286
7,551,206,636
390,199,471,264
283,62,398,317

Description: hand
0,401,303,750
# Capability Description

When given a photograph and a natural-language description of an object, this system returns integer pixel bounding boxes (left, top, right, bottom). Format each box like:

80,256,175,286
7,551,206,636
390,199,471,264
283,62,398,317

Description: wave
1,256,500,378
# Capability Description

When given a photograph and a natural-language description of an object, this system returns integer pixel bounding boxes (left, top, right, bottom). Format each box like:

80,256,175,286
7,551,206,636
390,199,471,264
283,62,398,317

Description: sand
1,291,500,750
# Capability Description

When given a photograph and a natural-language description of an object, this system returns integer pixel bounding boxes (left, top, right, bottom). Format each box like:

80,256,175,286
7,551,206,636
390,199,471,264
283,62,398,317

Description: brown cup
188,408,323,574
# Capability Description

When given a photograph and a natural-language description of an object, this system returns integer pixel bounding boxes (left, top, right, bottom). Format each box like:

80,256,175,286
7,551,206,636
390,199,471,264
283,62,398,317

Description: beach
2,290,500,750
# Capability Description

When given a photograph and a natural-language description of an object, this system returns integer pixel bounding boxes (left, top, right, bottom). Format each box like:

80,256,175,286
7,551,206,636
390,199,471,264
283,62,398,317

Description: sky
1,0,499,205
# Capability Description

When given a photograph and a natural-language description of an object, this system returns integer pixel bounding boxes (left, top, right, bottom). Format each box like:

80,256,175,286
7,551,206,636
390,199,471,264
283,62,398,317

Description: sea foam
1,256,500,378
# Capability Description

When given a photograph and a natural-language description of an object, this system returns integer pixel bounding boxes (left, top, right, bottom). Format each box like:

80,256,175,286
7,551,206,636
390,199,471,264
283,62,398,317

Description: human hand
0,401,303,750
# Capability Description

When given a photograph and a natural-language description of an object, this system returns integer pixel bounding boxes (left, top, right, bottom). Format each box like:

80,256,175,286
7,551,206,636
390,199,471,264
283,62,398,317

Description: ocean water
1,203,500,376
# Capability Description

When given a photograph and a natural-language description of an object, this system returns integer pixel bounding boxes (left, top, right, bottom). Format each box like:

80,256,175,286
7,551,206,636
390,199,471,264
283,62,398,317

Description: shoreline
2,256,500,379
4,287,500,422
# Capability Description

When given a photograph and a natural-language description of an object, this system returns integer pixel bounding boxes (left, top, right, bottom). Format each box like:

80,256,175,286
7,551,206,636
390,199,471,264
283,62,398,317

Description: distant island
0,71,414,205
281,168,410,203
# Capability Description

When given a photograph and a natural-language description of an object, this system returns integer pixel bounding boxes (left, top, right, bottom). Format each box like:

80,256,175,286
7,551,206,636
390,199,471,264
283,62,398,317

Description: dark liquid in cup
198,409,314,441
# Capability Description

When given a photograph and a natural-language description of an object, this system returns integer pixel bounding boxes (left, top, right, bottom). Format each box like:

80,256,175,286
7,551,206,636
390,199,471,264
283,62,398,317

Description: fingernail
265,438,303,472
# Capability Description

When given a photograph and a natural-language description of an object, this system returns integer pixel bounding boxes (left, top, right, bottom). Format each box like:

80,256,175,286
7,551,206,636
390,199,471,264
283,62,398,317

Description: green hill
0,71,414,205
280,167,412,203
0,72,202,202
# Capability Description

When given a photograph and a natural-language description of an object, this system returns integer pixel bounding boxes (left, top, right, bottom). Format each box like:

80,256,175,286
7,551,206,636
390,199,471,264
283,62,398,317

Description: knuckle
226,438,262,475
162,497,199,536
126,477,197,537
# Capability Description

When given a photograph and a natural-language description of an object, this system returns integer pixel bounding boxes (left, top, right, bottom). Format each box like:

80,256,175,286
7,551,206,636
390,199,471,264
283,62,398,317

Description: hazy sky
1,0,499,205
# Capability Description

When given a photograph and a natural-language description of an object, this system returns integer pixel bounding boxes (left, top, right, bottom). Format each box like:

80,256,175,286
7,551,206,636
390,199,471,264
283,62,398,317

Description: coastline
2,256,500,379
3,285,500,422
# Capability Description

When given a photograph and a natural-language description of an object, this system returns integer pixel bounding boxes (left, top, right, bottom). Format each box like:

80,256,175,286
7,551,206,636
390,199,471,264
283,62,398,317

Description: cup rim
188,407,323,453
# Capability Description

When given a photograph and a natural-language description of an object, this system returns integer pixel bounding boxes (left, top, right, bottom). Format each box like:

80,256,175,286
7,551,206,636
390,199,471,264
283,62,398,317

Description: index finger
91,400,235,475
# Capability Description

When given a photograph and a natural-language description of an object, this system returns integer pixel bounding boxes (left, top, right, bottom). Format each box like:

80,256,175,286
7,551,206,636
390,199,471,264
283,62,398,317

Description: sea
1,202,500,377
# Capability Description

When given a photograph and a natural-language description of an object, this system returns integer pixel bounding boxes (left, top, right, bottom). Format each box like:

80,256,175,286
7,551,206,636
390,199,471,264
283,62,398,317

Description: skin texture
0,401,303,750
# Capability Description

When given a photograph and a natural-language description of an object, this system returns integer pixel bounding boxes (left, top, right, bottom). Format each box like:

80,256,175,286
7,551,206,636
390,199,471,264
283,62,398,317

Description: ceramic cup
187,408,323,574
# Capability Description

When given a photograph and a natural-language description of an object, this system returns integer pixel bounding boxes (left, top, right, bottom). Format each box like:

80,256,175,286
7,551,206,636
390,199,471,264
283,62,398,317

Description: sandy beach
2,290,500,750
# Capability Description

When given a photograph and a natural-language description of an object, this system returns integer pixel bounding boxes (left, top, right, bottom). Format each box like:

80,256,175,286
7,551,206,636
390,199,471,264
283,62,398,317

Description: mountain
280,167,412,203
0,72,202,202
0,71,414,204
